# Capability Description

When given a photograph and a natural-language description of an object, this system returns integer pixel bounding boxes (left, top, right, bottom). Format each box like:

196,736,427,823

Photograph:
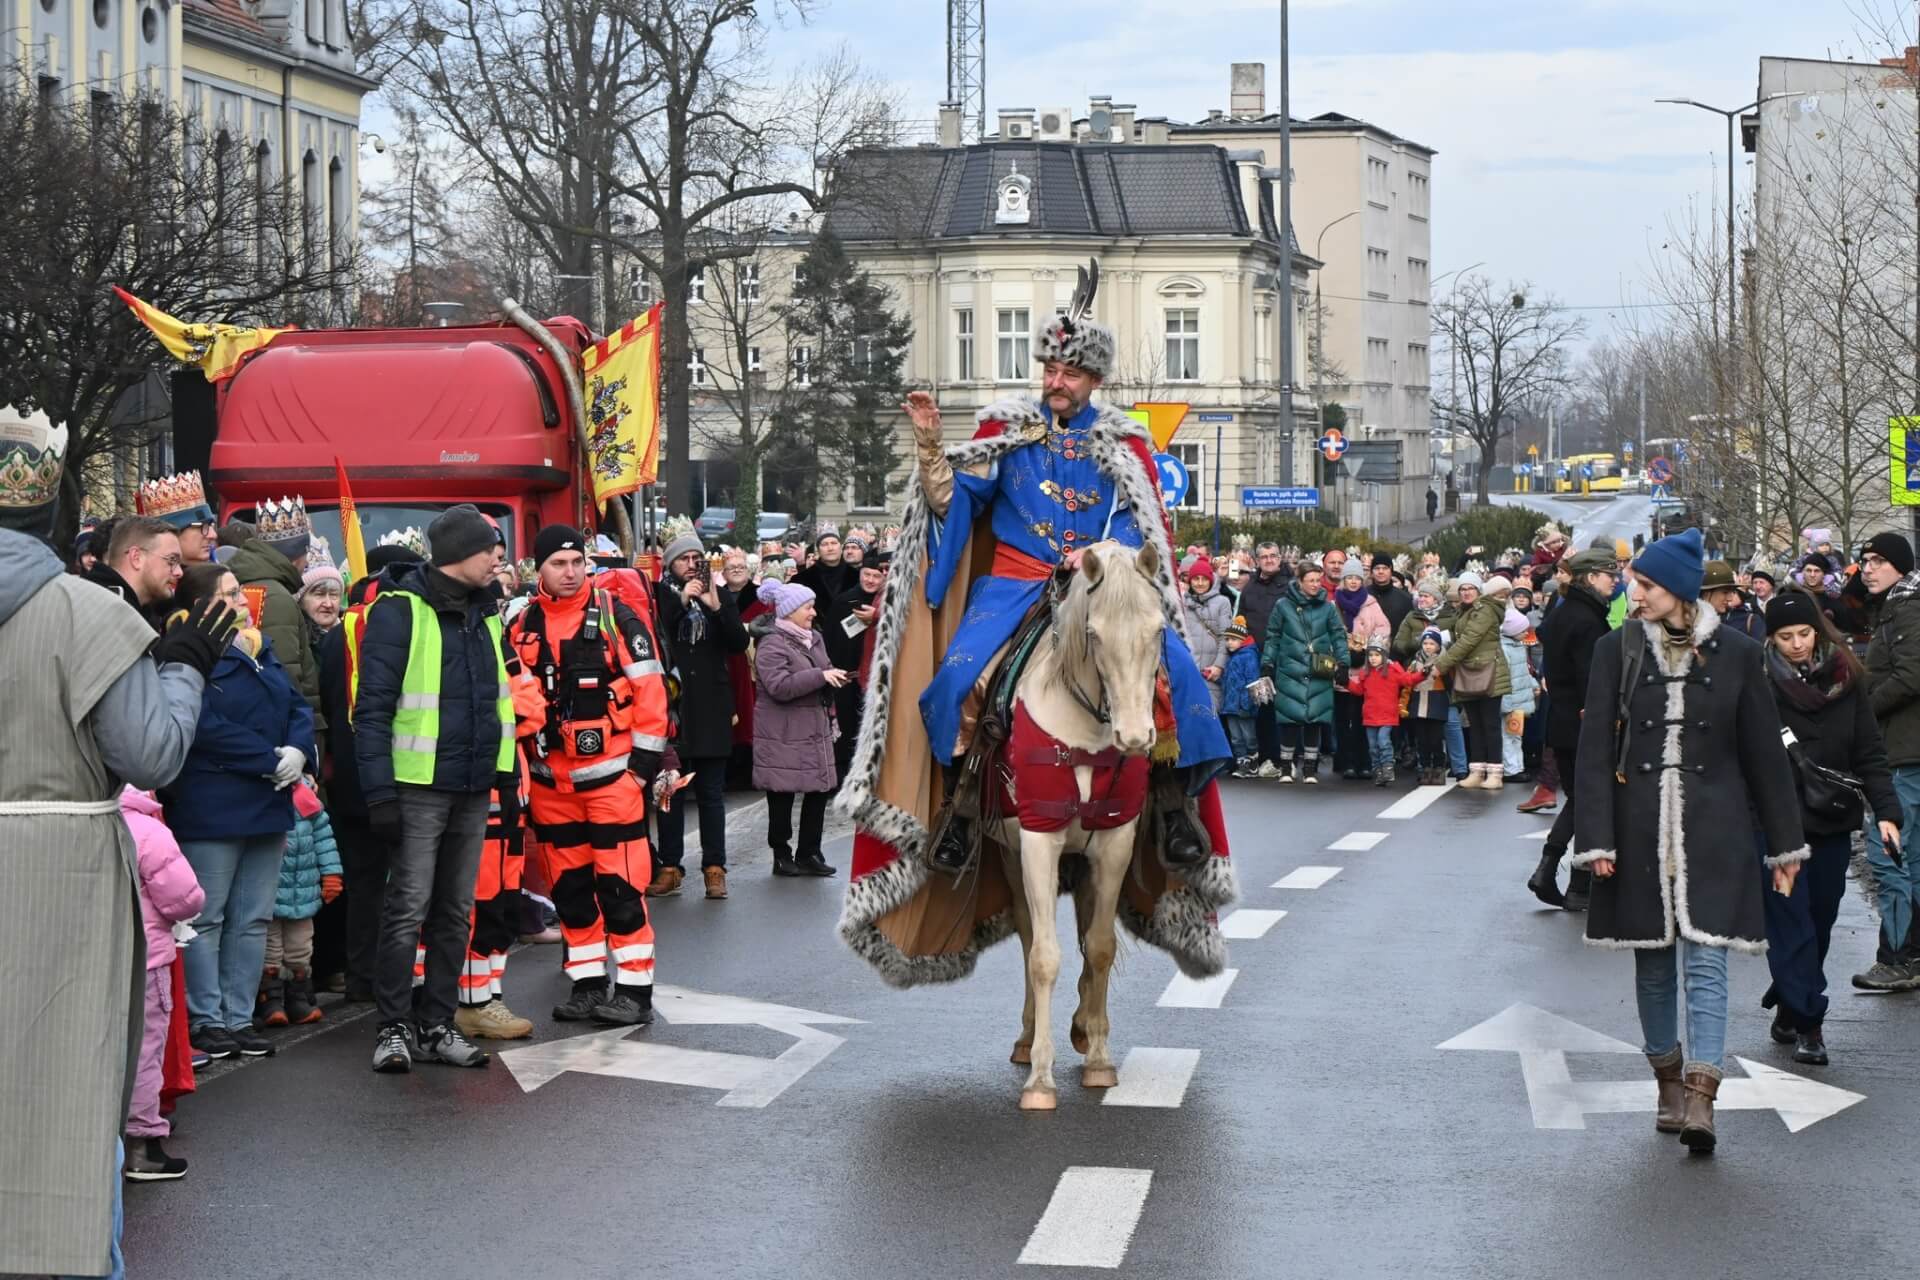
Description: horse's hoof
1081,1065,1118,1089
1070,1024,1089,1055
1019,1088,1058,1111
1010,1042,1032,1066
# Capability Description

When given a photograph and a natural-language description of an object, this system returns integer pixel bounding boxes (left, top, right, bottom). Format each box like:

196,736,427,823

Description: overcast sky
768,0,1913,343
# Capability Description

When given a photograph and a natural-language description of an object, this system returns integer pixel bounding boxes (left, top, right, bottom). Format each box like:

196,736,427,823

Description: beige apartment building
650,115,1318,526
1173,66,1438,528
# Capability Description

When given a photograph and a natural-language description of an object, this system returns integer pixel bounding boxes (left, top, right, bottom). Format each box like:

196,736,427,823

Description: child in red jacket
1348,635,1421,786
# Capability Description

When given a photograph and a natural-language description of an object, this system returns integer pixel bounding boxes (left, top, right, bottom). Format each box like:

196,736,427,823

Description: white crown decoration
256,495,312,546
1497,546,1525,568
1344,544,1364,562
305,533,335,570
813,520,842,541
1392,552,1412,575
1463,557,1489,578
1533,520,1569,548
1230,532,1255,555
376,525,428,556
0,405,68,511
658,514,697,546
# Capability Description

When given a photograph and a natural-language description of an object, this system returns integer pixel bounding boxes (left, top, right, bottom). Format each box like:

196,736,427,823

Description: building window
1366,337,1391,383
1407,257,1429,298
1169,442,1203,511
738,261,760,304
792,345,812,387
689,347,707,387
747,346,763,372
1164,308,1200,381
328,156,346,272
686,267,705,304
1409,172,1430,218
955,308,974,380
301,149,320,268
253,142,272,275
1366,248,1389,297
1367,157,1390,204
996,307,1030,381
792,263,805,286
93,0,109,28
852,463,888,511
306,0,324,42
630,265,653,304
1407,343,1429,382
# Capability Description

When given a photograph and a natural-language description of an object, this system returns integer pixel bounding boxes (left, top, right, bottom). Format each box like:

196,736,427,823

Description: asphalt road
124,772,1920,1279
1494,489,1656,555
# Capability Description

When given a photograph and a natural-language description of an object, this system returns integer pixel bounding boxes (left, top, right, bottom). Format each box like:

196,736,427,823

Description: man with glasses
135,470,219,565
84,516,183,633
1530,547,1618,911
1236,541,1295,778
1855,533,1920,991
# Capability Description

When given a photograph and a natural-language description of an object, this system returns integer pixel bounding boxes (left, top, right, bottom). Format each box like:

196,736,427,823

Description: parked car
756,512,795,543
696,506,738,545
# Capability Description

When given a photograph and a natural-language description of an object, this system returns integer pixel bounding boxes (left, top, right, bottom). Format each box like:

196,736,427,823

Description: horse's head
1065,540,1167,756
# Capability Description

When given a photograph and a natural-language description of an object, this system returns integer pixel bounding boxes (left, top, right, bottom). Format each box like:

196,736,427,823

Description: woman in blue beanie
1570,526,1808,1155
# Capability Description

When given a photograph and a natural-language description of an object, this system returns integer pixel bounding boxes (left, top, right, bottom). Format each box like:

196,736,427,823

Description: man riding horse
837,261,1237,988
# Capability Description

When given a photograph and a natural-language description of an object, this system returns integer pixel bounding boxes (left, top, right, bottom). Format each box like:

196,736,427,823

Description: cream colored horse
999,539,1167,1111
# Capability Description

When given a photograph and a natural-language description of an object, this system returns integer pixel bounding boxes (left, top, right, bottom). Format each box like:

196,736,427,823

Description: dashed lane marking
1272,865,1342,890
1101,1047,1201,1108
1157,969,1238,1008
1019,1167,1155,1268
1327,831,1388,852
1219,908,1286,939
1377,780,1456,819
1520,828,1553,840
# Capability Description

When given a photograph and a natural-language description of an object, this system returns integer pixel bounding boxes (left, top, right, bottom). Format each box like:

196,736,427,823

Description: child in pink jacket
121,787,205,1181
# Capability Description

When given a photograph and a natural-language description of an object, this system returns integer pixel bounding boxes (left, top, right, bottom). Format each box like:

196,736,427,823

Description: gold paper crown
135,471,211,520
0,406,68,511
256,495,312,545
1230,532,1254,554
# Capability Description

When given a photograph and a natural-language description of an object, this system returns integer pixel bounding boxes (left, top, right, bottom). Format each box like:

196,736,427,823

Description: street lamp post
1310,209,1362,416
1430,261,1485,495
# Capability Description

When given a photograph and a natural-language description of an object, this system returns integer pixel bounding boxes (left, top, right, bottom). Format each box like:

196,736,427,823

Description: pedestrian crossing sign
1892,417,1920,506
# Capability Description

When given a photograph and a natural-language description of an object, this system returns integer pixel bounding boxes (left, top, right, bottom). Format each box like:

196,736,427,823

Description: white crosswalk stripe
1219,908,1286,939
1157,969,1238,1008
1102,1047,1202,1109
1019,1167,1155,1268
1328,831,1388,852
1272,865,1342,890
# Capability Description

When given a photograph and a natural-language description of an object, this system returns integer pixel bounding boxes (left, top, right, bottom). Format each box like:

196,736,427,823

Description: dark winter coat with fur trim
1570,608,1808,953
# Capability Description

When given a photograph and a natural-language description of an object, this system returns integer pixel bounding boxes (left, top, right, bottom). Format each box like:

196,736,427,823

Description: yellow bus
1554,452,1623,494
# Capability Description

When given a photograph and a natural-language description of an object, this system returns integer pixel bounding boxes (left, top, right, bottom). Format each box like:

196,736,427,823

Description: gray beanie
663,532,705,571
427,504,497,567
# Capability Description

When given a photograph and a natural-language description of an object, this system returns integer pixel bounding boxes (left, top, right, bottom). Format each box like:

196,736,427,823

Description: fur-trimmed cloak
836,397,1237,987
1569,607,1808,953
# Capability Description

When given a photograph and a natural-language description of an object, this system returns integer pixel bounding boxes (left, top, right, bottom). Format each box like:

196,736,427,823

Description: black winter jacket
1865,573,1920,767
655,573,749,760
1765,647,1900,836
1540,583,1611,753
1368,582,1414,638
352,564,508,806
317,624,366,819
1237,569,1291,649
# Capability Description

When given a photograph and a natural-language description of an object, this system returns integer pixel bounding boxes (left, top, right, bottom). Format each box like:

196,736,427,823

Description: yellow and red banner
581,303,664,504
112,286,291,382
334,456,369,585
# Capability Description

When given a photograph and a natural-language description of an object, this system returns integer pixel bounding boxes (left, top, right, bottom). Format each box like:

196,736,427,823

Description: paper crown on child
135,470,215,528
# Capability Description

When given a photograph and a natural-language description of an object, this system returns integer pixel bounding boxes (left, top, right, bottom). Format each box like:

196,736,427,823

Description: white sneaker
1256,760,1282,780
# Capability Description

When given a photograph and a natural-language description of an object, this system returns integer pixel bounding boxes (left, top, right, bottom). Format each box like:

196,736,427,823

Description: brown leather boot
1647,1046,1685,1133
1679,1063,1722,1154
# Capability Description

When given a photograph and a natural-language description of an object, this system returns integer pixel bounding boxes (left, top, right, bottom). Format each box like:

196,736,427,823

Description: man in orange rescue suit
509,525,670,1026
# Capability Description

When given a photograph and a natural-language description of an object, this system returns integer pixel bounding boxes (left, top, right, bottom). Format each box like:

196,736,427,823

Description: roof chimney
1227,148,1264,232
1231,62,1266,117
938,101,962,147
1140,117,1171,145
1112,103,1136,143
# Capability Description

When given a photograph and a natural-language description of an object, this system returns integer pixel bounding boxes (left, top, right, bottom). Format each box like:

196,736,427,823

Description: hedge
1172,513,1415,564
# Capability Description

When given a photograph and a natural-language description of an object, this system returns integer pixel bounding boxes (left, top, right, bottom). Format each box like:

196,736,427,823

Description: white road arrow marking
500,984,861,1108
1439,1004,1865,1132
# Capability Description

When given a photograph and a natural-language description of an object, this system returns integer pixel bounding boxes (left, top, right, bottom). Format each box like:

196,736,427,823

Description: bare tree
1432,276,1585,504
0,88,351,543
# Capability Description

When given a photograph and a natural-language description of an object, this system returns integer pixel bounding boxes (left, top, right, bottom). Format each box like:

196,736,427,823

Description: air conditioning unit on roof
1036,107,1073,140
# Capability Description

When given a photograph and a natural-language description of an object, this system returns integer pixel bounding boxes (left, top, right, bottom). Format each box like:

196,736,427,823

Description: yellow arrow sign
1127,402,1191,452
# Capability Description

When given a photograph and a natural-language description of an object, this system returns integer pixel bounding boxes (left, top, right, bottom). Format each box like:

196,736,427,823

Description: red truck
207,315,598,563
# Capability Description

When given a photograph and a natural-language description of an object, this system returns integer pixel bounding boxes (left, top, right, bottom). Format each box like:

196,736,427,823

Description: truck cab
208,318,592,566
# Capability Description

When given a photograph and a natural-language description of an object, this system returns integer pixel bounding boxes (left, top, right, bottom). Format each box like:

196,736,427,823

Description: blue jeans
1444,705,1468,776
181,834,286,1030
1863,763,1920,957
1634,941,1730,1068
55,1135,122,1279
1223,714,1259,759
1365,725,1394,771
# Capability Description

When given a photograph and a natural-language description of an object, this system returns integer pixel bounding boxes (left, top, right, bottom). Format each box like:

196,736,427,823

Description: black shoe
591,988,655,1026
415,1022,490,1068
342,982,376,1004
1769,1012,1797,1045
930,816,975,874
553,983,605,1022
772,849,805,877
1527,851,1566,908
371,1021,414,1073
123,1136,188,1181
227,1025,275,1057
1161,807,1208,869
1563,870,1591,914
1794,1026,1829,1066
797,852,838,877
189,1024,236,1061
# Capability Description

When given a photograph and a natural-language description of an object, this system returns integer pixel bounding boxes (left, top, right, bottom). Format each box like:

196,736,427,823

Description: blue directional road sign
1154,452,1190,507
1241,486,1320,510
1580,463,1594,480
1558,464,1570,479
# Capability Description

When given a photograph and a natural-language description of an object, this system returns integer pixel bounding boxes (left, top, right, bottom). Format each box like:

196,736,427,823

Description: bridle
1050,570,1111,725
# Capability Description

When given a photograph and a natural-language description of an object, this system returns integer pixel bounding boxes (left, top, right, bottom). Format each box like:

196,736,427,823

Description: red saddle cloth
998,701,1151,834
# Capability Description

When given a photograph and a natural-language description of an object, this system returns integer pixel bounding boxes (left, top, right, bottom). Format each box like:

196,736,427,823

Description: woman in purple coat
754,580,853,879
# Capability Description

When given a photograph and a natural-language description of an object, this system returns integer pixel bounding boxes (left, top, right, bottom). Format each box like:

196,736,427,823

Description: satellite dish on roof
1088,106,1113,139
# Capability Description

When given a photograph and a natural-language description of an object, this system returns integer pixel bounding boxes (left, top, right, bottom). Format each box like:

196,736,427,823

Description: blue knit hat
1632,527,1705,601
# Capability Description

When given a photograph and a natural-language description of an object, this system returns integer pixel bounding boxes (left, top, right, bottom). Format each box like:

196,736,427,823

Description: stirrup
928,817,977,876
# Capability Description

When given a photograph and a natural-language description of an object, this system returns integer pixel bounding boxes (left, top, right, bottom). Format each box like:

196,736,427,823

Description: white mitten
271,745,305,788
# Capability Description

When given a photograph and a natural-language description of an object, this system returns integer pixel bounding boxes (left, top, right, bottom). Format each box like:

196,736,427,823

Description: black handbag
1790,745,1866,827
1309,649,1339,680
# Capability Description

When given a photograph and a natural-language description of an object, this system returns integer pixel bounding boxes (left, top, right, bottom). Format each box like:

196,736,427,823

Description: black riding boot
929,763,978,874
1154,768,1210,869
